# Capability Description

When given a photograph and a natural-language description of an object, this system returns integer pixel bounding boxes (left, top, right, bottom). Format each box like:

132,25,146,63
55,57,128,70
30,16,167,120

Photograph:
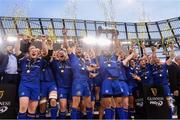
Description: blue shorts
19,83,40,101
162,85,171,96
119,81,129,96
88,80,95,101
101,79,123,97
128,85,137,96
58,87,71,99
40,82,57,98
93,76,102,87
72,80,91,97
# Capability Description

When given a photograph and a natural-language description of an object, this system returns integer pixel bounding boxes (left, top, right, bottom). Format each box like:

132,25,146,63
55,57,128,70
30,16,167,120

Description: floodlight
82,36,111,47
7,36,17,42
57,39,63,43
0,36,2,45
68,39,73,42
121,41,131,45
82,36,97,45
96,37,111,46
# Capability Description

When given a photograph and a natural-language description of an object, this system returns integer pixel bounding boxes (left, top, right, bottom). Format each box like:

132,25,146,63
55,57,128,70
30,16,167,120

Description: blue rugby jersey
68,53,89,82
51,59,73,88
98,55,120,80
19,57,46,84
117,61,127,81
137,64,154,86
40,62,55,82
126,66,138,87
18,50,53,84
152,63,169,85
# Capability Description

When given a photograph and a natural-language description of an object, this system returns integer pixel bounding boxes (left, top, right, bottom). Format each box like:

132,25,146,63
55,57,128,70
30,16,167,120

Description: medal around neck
61,69,64,73
108,64,111,67
27,70,30,73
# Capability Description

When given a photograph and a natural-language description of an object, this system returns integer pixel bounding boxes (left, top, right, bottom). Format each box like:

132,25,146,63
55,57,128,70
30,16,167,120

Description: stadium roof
0,16,179,48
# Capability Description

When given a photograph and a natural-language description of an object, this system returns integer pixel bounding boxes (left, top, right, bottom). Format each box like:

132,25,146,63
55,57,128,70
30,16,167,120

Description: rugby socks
50,106,58,119
17,112,27,119
115,107,124,119
39,112,46,119
86,107,93,119
78,111,84,119
71,107,79,119
105,107,114,119
27,113,36,119
128,107,135,119
59,111,66,119
169,107,173,119
123,108,129,119
95,100,100,107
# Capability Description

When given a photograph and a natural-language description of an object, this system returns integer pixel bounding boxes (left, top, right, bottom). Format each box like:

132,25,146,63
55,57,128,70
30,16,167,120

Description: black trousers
1,73,19,84
1,73,20,116
174,92,180,119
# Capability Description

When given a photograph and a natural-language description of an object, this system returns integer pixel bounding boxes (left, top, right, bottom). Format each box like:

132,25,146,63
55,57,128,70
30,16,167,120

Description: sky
0,0,180,22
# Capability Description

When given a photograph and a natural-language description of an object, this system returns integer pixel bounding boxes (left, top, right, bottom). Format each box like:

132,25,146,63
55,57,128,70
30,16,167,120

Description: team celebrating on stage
0,28,179,119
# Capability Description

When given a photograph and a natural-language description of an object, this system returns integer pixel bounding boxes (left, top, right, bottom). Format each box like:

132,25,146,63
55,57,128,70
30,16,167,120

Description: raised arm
42,39,54,62
112,30,122,55
62,28,76,54
122,51,135,66
149,46,157,64
62,28,69,49
141,41,147,56
166,43,175,65
89,48,96,59
15,35,22,56
41,36,48,54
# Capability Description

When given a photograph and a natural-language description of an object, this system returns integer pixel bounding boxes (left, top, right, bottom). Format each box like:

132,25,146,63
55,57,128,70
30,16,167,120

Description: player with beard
126,42,145,118
126,59,141,118
62,28,98,119
150,44,175,118
38,37,58,119
136,43,155,88
113,32,136,119
15,36,51,119
80,52,99,117
51,48,73,119
98,31,135,119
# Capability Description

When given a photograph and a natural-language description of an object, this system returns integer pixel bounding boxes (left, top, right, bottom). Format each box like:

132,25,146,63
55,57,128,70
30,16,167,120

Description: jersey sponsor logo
38,96,40,100
59,66,71,69
54,87,57,90
21,92,25,96
105,90,109,93
77,91,81,96
60,94,63,98
120,88,123,92
104,61,116,64
32,65,40,68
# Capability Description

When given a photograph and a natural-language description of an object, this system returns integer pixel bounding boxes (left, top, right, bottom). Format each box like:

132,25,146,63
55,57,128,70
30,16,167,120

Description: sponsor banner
134,86,170,119
0,84,17,119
